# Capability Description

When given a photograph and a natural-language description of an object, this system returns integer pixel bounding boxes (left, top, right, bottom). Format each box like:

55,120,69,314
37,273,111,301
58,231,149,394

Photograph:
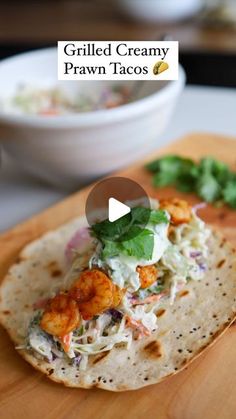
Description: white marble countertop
0,85,236,233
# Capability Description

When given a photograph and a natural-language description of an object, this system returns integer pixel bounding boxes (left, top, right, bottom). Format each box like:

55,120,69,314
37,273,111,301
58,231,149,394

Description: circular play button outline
85,176,151,242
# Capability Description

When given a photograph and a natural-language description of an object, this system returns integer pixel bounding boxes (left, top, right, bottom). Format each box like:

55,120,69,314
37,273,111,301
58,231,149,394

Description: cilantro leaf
153,171,176,187
91,213,131,241
92,207,168,242
150,155,183,183
199,157,215,173
149,209,168,224
122,228,154,260
147,154,236,210
118,225,144,242
91,206,168,260
130,207,150,226
102,240,122,259
223,179,236,208
101,228,154,260
196,174,221,203
149,155,197,189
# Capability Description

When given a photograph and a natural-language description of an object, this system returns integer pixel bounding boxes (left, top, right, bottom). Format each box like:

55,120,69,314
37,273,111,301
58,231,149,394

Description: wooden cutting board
0,133,236,419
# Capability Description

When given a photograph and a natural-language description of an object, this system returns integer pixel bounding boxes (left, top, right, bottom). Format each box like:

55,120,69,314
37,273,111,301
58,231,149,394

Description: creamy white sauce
104,222,169,291
29,327,52,360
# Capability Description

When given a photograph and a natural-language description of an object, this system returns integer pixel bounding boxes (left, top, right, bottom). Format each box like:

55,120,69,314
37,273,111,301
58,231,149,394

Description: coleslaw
26,199,210,369
1,84,131,116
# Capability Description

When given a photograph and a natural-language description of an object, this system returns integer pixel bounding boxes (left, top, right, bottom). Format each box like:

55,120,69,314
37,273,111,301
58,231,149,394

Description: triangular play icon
108,198,131,222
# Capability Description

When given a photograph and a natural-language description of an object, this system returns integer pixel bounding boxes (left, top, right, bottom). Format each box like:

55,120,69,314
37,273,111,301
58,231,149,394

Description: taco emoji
153,61,169,75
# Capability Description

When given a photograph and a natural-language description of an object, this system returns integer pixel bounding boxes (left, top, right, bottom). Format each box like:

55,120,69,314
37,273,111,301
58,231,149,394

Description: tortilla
0,215,235,391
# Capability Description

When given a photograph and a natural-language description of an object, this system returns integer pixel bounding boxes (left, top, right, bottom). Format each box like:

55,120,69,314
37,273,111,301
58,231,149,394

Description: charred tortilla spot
47,261,62,278
144,340,162,358
217,259,226,268
47,369,54,376
15,255,27,264
178,290,189,298
1,223,235,392
51,269,62,278
156,308,166,317
92,351,110,364
2,310,10,315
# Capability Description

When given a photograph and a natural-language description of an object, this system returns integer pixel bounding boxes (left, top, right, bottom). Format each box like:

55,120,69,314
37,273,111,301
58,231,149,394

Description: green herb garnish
91,206,168,260
146,155,236,208
76,325,85,336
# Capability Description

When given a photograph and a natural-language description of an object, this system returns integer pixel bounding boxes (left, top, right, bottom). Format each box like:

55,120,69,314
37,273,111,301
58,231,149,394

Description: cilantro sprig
146,155,236,208
91,207,168,260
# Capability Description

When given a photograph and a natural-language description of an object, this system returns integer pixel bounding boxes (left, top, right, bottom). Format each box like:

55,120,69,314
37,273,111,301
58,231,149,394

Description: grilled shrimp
160,198,191,225
69,269,114,320
111,284,125,308
137,264,158,289
40,294,81,337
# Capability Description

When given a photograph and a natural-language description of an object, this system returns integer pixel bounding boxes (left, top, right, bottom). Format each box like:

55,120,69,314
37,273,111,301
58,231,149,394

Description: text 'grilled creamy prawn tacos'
0,198,235,391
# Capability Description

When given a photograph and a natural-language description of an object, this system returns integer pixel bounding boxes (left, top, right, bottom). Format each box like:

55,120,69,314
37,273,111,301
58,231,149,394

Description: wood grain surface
0,133,236,419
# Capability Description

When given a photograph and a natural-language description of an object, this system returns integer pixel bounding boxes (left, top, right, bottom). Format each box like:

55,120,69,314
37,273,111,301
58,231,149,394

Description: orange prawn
111,284,126,308
40,293,81,338
69,269,115,320
160,198,191,225
136,264,158,289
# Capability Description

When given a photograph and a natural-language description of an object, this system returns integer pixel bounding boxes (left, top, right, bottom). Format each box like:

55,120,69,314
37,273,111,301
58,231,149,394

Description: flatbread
0,216,235,391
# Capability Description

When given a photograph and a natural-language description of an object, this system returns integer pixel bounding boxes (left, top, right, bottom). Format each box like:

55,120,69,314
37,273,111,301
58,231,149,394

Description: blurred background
0,0,236,231
0,0,236,86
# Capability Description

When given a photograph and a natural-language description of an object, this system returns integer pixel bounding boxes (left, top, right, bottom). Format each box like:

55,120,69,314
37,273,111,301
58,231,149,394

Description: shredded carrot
132,293,166,306
125,316,151,339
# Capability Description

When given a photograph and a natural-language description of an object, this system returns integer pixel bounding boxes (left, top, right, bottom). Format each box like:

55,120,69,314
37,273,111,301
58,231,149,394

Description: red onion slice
65,227,92,264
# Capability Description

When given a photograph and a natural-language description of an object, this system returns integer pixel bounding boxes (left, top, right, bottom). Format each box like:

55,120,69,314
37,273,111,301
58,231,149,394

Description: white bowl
0,48,185,189
117,0,204,23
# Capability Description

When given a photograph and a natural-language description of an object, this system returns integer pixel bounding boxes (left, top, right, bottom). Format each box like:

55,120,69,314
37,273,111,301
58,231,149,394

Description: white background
58,41,178,81
0,85,236,232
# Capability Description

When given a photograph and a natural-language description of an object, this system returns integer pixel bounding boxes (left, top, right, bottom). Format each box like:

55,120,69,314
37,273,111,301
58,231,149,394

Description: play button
85,176,151,241
108,198,131,222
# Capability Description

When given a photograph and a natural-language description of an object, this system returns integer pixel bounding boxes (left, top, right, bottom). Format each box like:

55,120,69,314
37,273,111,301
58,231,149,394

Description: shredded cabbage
160,209,210,302
27,201,210,365
28,325,53,361
71,317,132,355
